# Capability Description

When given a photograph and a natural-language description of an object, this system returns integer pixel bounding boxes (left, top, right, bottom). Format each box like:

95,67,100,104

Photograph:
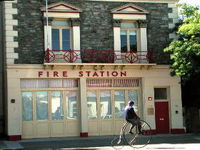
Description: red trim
8,135,21,141
144,129,157,135
171,129,186,134
48,4,77,10
42,10,80,13
80,132,88,137
112,12,147,15
118,6,143,12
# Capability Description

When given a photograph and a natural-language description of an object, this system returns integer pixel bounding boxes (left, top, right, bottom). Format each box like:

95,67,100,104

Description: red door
155,102,170,133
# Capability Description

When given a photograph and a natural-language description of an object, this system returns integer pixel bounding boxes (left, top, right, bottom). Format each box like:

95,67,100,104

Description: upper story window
112,4,149,53
40,1,82,52
51,20,71,50
120,22,138,52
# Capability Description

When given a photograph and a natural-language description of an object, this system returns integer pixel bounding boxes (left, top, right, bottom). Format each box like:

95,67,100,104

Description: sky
179,0,200,7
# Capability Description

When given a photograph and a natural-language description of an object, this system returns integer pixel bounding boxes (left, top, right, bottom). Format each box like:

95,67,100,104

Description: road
1,134,200,150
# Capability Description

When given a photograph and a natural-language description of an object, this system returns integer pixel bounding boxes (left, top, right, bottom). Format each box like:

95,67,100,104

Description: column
71,18,81,62
138,20,147,52
43,17,52,50
138,20,148,63
113,20,121,63
79,78,88,137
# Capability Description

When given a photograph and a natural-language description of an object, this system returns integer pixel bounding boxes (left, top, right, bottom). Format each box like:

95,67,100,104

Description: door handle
159,118,164,120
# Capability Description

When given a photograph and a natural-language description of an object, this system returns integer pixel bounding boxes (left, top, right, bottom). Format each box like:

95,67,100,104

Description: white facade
7,64,185,139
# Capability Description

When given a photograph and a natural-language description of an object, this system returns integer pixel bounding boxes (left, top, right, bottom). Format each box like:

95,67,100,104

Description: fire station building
2,0,185,140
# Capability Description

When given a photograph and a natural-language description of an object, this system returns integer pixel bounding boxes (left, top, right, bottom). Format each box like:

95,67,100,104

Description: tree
164,4,200,133
164,4,200,81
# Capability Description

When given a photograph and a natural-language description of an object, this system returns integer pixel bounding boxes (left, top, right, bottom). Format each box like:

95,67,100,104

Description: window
100,91,112,119
67,91,78,119
22,92,33,121
121,22,138,52
87,91,97,119
36,91,48,120
52,20,71,50
51,91,63,120
154,88,167,100
114,90,125,118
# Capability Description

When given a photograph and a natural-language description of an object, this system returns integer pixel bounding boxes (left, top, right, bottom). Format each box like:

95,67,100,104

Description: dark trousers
126,118,141,132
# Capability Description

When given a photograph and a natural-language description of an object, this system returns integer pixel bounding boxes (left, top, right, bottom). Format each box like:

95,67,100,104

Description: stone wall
15,0,173,64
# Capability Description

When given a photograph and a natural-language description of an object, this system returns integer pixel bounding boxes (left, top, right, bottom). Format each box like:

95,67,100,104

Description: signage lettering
38,71,127,78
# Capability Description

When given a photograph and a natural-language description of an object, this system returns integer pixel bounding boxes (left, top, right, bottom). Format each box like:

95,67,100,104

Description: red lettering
38,71,43,77
53,71,59,77
63,71,68,77
79,71,83,77
86,71,91,77
47,71,49,77
107,71,109,77
100,71,104,77
112,71,118,77
121,71,126,77
93,72,99,77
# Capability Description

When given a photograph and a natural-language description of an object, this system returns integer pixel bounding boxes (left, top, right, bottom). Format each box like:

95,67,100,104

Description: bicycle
111,120,152,149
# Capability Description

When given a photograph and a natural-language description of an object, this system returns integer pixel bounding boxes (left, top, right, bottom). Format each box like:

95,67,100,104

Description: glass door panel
66,91,78,119
100,91,112,119
87,91,97,119
114,90,125,118
36,91,48,120
22,92,33,121
51,91,63,120
128,90,138,113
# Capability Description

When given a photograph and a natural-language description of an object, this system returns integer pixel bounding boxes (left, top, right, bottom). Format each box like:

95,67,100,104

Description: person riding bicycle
125,100,142,134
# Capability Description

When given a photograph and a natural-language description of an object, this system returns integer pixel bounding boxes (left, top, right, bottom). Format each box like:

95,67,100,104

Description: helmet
128,100,134,106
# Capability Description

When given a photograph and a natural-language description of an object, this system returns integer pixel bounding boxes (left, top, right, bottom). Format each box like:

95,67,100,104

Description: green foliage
164,4,200,81
178,3,199,18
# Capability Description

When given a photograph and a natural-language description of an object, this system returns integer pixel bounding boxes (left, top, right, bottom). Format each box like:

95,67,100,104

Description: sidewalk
0,134,199,150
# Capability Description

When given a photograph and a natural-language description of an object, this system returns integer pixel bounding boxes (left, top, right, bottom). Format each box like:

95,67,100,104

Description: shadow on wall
185,107,200,133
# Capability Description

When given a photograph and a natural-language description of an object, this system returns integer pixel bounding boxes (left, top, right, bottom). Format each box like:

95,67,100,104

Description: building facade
2,0,185,140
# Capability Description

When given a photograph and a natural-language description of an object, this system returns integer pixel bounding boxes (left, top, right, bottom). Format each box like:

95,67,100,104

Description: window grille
87,79,112,87
87,79,139,87
21,79,78,88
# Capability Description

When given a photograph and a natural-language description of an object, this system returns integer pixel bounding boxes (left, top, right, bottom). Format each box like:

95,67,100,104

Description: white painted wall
6,64,184,137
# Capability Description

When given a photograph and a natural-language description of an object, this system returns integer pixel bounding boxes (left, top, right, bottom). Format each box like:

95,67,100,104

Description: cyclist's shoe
129,131,134,134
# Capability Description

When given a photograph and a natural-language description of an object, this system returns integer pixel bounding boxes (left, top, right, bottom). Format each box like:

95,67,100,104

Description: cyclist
125,100,142,134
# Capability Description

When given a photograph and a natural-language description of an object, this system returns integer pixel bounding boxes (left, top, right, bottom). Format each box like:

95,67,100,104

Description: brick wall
15,0,174,64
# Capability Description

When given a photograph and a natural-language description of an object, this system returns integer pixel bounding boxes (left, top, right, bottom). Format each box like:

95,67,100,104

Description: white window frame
120,21,140,52
52,24,72,50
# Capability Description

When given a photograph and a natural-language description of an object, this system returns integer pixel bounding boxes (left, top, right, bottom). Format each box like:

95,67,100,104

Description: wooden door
155,102,170,133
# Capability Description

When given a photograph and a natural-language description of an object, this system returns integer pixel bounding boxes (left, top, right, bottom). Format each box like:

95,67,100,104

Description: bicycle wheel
111,135,124,150
123,120,152,148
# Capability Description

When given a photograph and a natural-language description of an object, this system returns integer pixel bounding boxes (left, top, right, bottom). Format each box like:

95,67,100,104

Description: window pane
22,92,33,121
52,29,60,50
121,22,136,28
100,91,112,119
120,31,127,52
87,91,97,119
154,88,167,100
62,29,70,50
36,91,48,120
130,31,137,51
49,80,62,88
52,20,70,26
114,90,125,118
128,90,138,113
51,91,63,120
66,91,77,119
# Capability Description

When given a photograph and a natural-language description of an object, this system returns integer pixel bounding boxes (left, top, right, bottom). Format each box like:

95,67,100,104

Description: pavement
0,134,199,150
